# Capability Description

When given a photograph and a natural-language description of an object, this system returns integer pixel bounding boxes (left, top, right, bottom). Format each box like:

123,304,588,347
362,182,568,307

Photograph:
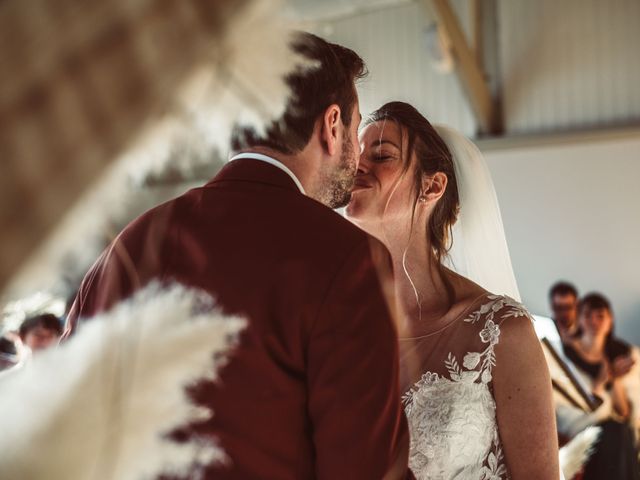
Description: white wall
483,132,640,344
499,0,640,134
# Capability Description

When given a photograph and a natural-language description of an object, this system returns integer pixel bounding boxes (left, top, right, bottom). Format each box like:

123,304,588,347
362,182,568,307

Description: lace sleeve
459,295,533,385
493,296,534,327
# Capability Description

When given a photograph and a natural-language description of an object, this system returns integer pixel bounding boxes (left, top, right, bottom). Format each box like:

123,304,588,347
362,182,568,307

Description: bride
346,102,559,479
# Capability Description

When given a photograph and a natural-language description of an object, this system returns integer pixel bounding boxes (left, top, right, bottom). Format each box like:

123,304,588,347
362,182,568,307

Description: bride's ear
419,172,448,204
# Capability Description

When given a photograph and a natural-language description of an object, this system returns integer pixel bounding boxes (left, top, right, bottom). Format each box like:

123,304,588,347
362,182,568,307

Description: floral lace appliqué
403,295,531,480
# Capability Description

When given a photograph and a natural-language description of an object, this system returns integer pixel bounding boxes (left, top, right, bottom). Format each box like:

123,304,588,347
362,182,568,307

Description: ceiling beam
428,0,497,134
476,122,640,152
470,0,483,69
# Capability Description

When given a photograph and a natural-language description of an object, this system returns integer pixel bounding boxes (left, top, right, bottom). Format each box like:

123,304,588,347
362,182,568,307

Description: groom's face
320,104,362,209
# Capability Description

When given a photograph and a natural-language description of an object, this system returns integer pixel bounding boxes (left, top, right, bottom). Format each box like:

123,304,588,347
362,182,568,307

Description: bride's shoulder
445,268,530,321
486,295,533,324
458,294,529,328
482,295,539,358
461,293,534,342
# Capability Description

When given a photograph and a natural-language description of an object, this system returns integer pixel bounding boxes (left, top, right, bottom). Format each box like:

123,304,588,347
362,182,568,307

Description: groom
65,32,412,479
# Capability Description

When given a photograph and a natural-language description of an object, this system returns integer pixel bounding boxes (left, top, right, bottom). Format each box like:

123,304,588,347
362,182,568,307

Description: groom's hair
231,32,367,154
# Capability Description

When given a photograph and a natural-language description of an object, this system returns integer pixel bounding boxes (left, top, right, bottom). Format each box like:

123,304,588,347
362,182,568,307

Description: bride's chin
345,198,363,218
344,203,358,220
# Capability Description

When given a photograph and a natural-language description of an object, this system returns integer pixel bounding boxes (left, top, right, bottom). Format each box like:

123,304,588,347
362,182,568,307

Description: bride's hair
366,102,460,298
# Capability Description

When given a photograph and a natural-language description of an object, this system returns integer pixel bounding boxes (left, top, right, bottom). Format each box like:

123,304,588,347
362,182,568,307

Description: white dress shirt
229,152,305,195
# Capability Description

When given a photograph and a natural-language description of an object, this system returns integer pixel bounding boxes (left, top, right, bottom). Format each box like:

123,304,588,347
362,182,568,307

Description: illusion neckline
398,292,493,341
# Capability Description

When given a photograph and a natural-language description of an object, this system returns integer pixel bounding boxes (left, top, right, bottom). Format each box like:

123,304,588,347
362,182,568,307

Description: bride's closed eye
372,151,396,163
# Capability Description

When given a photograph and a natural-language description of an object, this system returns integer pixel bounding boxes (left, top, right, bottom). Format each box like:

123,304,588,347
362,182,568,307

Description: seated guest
565,294,638,422
550,281,581,344
563,293,640,480
18,313,62,353
543,282,604,439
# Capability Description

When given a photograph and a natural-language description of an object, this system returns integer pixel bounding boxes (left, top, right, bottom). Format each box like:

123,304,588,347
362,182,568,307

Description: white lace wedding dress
401,294,532,480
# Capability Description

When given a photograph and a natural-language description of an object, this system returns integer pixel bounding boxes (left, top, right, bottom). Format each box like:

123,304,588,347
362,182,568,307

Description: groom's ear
320,104,342,156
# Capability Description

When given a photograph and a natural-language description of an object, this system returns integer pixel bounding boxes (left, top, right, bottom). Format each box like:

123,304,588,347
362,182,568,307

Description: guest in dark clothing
583,420,639,480
564,294,635,419
563,293,639,480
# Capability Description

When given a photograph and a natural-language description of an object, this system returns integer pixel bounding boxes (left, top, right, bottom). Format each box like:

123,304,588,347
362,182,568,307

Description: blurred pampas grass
3,0,309,307
0,282,245,480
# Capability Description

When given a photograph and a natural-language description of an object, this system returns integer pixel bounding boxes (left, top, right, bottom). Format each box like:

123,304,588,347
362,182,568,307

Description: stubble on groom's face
319,129,358,209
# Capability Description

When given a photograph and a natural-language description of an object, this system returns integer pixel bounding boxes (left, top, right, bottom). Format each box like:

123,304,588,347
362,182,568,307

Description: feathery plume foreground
559,426,602,479
0,282,245,480
3,0,308,308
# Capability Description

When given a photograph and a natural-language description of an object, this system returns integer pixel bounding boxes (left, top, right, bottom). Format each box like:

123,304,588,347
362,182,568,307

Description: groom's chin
331,192,352,210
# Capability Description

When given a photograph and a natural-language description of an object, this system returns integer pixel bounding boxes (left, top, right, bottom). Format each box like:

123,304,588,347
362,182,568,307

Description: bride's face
346,121,418,229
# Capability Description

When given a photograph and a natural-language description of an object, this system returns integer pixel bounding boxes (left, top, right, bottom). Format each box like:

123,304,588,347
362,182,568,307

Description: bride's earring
418,188,429,203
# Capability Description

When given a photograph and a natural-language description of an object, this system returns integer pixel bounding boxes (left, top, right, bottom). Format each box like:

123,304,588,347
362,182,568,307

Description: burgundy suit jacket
65,158,412,479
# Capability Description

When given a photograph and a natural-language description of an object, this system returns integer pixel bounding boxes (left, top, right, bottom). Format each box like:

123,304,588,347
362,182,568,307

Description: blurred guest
18,313,62,353
563,293,640,480
550,281,581,344
542,284,636,478
543,282,600,439
566,294,637,421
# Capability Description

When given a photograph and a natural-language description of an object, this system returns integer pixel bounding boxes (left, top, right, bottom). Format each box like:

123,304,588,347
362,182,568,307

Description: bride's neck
377,224,450,326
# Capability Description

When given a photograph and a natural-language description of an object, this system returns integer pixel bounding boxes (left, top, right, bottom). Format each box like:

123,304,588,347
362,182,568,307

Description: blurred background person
543,282,599,442
18,313,62,354
566,294,637,422
550,281,581,345
563,293,640,480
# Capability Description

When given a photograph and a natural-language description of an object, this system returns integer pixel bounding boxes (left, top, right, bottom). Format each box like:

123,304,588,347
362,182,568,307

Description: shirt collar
229,153,305,195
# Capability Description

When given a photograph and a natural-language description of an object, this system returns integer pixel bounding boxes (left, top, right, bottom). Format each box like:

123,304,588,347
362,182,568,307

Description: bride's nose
356,151,371,174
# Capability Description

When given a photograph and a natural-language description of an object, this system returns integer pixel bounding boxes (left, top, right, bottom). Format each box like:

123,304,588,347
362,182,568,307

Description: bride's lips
352,178,372,192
